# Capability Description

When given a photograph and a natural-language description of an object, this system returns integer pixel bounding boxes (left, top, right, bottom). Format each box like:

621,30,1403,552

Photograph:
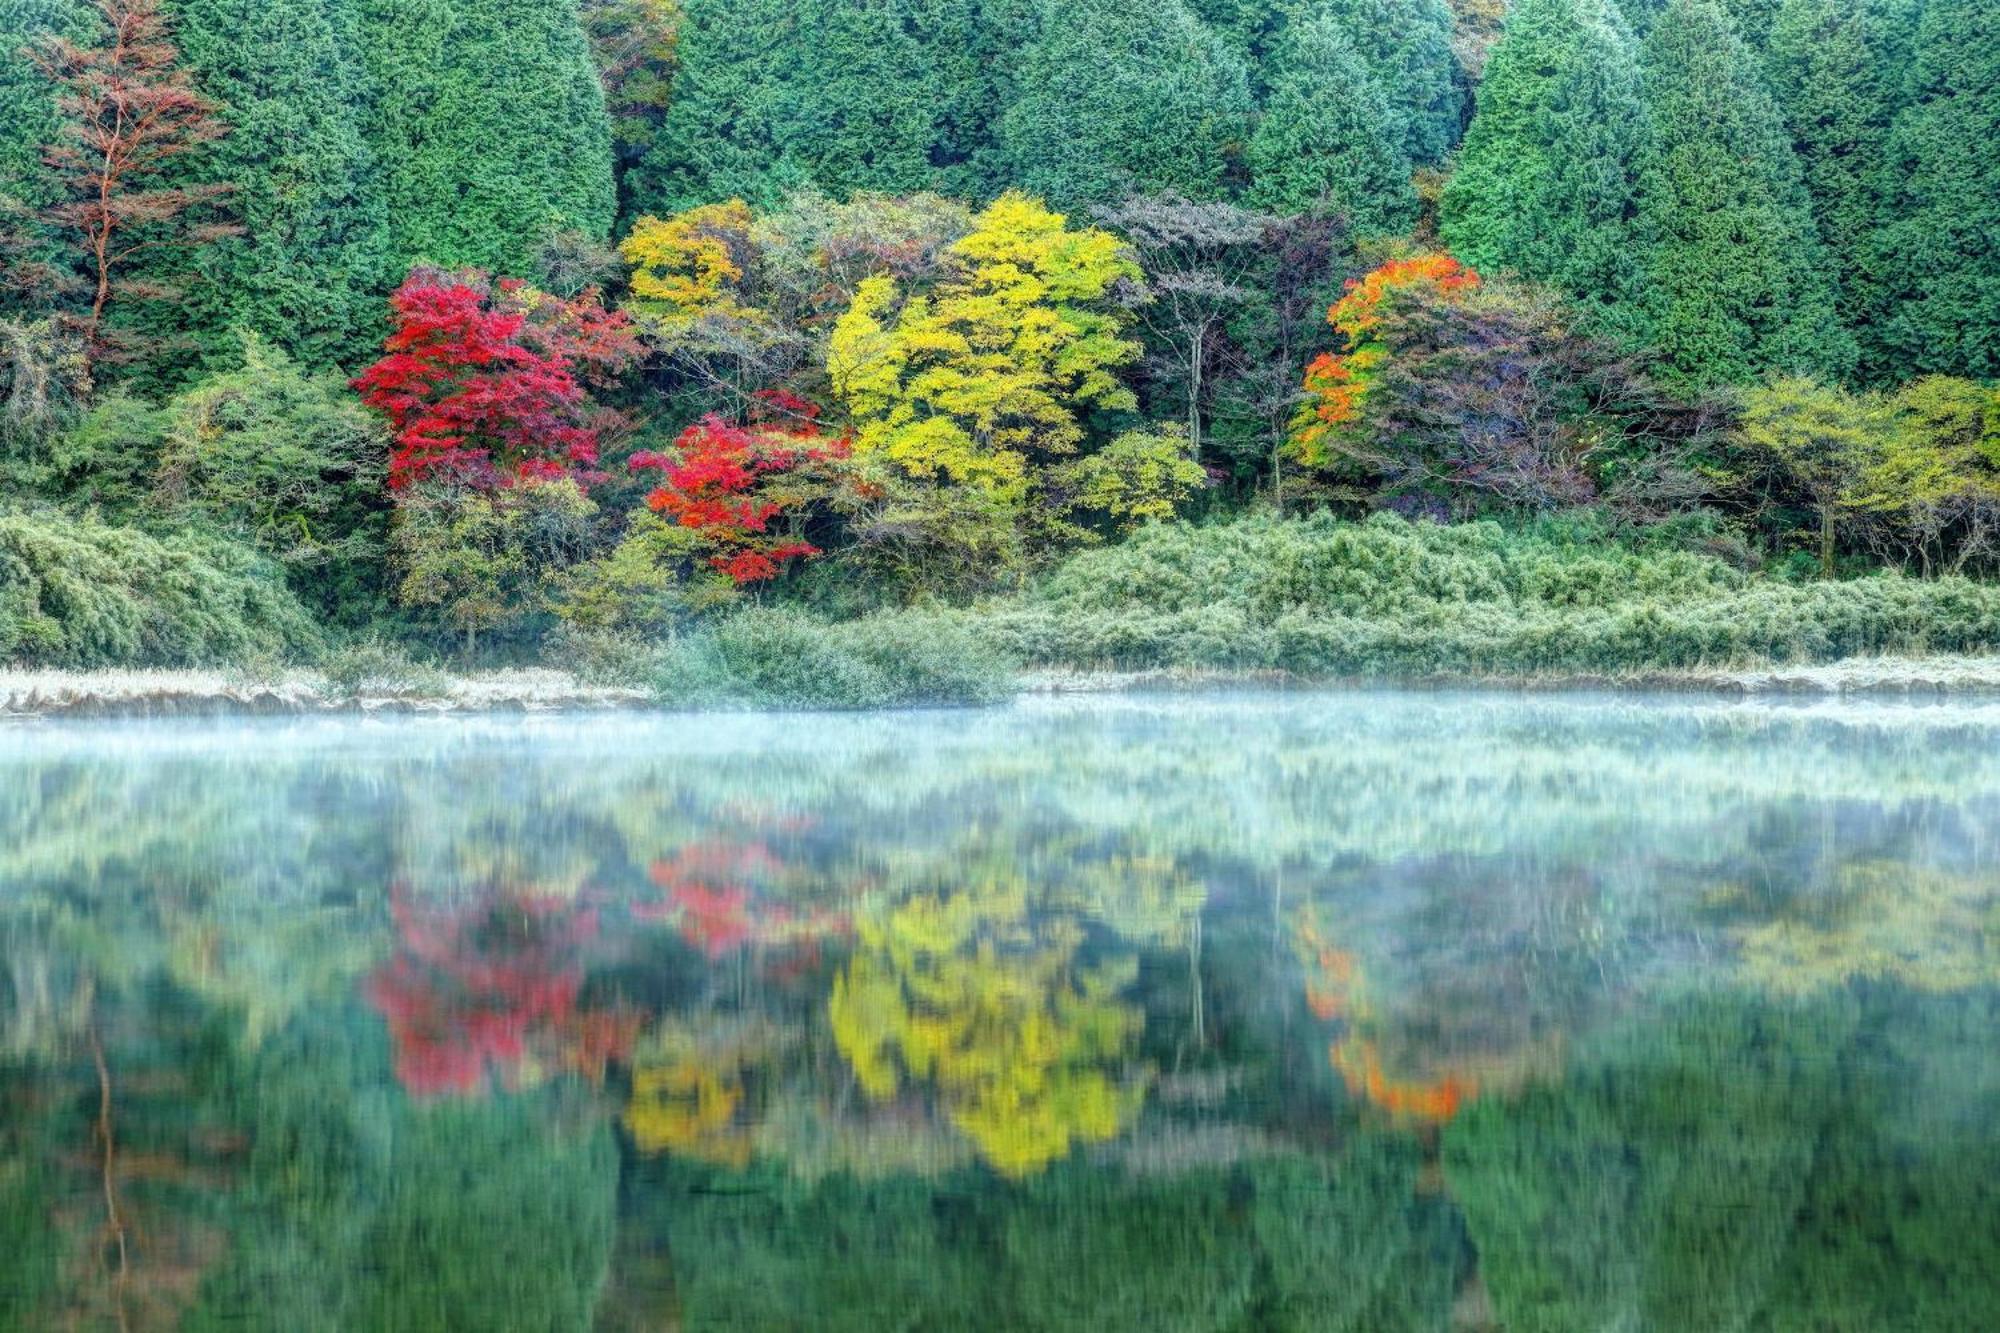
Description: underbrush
646,606,1017,709
953,513,2000,676
316,638,453,701
0,509,321,669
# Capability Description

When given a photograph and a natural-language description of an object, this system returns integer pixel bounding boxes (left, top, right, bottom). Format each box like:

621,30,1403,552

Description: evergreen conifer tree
0,0,96,312
1000,0,1252,208
1245,6,1414,233
633,0,1030,215
160,0,389,371
1313,0,1464,164
1635,0,1852,384
1441,0,1649,338
357,0,614,277
1764,0,1917,381
1877,0,2000,379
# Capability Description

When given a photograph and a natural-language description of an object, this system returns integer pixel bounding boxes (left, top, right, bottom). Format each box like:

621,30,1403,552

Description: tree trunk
1819,502,1836,580
1187,327,1203,464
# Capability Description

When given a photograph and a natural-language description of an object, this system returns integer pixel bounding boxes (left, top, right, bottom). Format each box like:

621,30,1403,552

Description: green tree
1738,376,1894,577
1000,0,1252,208
0,0,95,313
1764,0,1914,382
632,0,1027,216
1635,0,1852,385
1616,0,1778,43
357,0,615,278
153,0,389,373
1440,0,1650,340
151,335,390,623
391,477,599,657
1244,7,1415,233
1858,377,2000,574
1314,0,1464,165
1876,0,2000,380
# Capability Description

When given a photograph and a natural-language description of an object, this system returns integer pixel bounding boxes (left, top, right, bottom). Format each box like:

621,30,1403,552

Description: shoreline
1020,657,2000,698
8,655,2000,719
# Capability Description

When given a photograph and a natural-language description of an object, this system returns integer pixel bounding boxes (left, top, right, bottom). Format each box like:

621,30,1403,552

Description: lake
1,691,1995,1330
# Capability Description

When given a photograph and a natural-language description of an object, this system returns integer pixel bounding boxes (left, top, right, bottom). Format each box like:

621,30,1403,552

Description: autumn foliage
1291,253,1479,468
354,268,638,491
364,886,632,1097
639,840,849,958
628,392,850,584
31,0,239,349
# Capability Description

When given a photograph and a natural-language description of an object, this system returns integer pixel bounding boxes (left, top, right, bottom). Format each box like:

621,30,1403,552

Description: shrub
316,638,452,701
648,605,1015,710
961,512,2000,676
152,336,391,622
0,509,320,668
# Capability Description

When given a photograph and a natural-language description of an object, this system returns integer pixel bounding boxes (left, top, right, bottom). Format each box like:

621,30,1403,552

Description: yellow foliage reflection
829,882,1144,1177
623,1023,766,1167
1731,863,2000,994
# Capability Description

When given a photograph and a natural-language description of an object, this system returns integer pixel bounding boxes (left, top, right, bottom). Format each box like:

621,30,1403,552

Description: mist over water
2,692,1995,1330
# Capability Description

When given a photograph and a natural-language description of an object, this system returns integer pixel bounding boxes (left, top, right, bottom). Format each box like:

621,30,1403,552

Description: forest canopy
2,0,1999,690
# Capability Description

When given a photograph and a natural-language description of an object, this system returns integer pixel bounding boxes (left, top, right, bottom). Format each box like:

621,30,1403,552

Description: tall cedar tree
0,0,97,312
1441,0,1650,342
147,0,389,375
1877,0,2000,380
357,0,615,279
1000,0,1252,208
1634,0,1851,385
1312,0,1464,165
636,0,1027,215
1245,5,1416,233
1764,0,1915,383
1616,0,1779,43
33,0,237,356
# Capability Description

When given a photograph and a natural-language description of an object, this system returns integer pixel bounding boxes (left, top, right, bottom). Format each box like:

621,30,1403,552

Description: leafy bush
316,638,452,701
649,606,1016,709
0,509,320,668
151,336,391,622
956,512,2000,675
390,478,600,659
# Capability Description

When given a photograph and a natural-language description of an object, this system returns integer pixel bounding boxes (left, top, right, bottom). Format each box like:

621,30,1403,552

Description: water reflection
0,693,1995,1329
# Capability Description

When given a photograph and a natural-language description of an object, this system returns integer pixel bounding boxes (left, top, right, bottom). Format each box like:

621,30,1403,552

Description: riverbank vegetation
3,0,1998,705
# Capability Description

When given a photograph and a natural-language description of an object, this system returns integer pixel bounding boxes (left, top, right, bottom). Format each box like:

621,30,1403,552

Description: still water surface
1,691,1995,1330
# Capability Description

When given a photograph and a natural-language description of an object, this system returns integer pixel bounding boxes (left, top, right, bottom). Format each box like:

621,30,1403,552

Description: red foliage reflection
638,842,850,963
365,886,628,1097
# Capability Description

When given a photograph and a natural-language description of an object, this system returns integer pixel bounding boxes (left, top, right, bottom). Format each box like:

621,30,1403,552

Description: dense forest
2,0,1999,697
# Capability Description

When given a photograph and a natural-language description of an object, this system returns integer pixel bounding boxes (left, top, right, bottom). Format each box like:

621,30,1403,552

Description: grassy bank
13,511,2000,713
0,510,320,669
955,514,2000,677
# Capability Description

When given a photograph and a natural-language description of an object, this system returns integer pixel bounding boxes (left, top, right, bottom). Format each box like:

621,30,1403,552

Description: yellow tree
826,192,1142,511
619,199,786,401
1738,377,1896,578
828,882,1144,1177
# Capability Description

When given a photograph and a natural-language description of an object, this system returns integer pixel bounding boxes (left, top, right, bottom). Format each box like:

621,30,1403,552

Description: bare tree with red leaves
33,0,238,355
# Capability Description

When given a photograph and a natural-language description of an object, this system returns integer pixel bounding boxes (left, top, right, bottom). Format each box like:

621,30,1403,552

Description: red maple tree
628,391,850,584
30,0,239,352
354,267,640,491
